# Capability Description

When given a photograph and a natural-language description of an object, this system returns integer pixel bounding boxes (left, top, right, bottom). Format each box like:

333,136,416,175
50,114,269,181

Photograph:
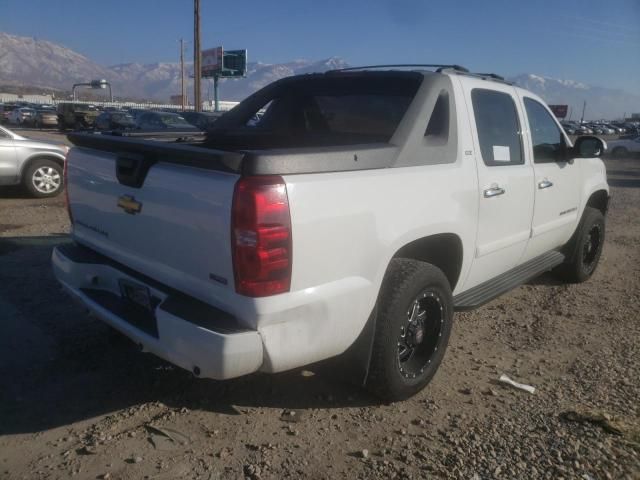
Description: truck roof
327,64,513,86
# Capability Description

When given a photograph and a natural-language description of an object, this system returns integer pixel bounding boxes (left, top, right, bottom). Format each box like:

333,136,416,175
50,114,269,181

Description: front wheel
23,159,64,198
366,259,453,402
554,207,605,283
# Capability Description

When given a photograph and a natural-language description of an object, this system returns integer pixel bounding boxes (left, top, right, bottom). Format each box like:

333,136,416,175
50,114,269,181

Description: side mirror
573,136,607,158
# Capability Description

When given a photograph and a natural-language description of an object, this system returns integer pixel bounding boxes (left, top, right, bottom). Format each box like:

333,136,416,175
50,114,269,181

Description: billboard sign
202,47,223,76
201,47,247,78
549,104,568,119
221,50,248,78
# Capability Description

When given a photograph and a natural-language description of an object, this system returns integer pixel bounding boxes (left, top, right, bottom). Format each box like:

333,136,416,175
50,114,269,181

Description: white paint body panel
56,72,609,378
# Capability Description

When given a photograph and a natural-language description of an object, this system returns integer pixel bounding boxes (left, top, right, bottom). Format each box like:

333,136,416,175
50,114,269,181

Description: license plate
119,279,152,312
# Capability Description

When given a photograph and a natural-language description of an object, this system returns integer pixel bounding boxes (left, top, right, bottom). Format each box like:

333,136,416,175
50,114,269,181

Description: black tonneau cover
67,132,397,176
67,132,244,173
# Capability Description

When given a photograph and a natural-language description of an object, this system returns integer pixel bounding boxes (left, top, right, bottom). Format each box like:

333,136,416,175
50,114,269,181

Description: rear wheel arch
585,189,609,216
334,233,463,390
391,233,464,291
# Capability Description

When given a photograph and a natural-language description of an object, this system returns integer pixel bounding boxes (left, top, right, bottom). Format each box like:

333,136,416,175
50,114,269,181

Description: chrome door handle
538,179,554,189
483,186,506,198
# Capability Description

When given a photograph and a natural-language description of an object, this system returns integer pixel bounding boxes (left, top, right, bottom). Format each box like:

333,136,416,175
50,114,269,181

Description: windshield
159,114,191,127
112,113,135,122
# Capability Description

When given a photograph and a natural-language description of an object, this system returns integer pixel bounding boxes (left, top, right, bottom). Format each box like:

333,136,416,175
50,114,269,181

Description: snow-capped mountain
0,32,115,91
0,32,349,101
1,32,638,119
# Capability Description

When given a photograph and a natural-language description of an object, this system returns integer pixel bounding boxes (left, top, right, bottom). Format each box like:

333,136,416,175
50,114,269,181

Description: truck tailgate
66,146,240,308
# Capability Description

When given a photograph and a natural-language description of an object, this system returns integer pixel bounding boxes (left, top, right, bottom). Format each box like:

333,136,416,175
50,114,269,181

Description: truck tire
366,259,453,402
554,207,605,283
23,159,64,198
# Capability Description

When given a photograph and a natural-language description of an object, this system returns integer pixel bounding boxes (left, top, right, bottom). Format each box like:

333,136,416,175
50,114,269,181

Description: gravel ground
0,128,638,479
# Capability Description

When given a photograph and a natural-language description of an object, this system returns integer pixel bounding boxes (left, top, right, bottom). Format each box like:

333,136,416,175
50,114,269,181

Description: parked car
560,122,576,135
605,123,624,134
180,111,222,130
127,108,149,120
622,123,640,136
0,104,19,123
29,109,59,129
135,111,201,133
8,107,36,125
56,102,100,130
607,135,640,158
575,124,592,135
94,111,136,131
0,124,68,197
54,67,609,401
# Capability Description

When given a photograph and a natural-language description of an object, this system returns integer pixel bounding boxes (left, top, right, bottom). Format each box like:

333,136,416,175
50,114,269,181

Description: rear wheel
23,159,64,198
612,146,629,159
366,259,453,402
554,207,605,283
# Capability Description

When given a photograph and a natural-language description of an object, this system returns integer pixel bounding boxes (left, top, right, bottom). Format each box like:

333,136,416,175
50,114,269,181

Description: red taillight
63,152,73,224
232,176,292,297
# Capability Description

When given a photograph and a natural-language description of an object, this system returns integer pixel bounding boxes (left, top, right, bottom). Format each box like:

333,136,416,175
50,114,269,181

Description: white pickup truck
52,65,609,401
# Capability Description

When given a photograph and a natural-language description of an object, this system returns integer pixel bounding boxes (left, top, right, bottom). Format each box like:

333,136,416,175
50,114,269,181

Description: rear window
207,73,421,148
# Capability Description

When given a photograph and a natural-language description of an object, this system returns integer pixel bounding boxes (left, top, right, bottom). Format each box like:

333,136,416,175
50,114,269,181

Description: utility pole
180,38,186,111
580,100,586,123
193,0,202,112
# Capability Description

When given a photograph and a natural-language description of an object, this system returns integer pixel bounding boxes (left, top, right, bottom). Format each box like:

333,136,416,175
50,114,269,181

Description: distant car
30,109,59,129
607,136,640,158
94,111,136,131
605,124,625,134
560,123,576,135
127,108,149,120
180,111,222,130
56,103,100,130
135,111,202,133
0,124,68,197
8,107,36,125
0,104,18,123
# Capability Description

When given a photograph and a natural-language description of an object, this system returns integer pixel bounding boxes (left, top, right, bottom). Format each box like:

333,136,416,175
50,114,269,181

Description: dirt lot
0,129,638,479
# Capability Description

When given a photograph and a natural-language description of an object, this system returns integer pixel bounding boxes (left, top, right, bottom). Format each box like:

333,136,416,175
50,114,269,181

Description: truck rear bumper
51,243,264,380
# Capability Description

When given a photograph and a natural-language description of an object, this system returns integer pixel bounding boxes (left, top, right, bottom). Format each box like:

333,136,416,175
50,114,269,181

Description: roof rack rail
325,64,512,85
474,72,505,81
328,64,469,73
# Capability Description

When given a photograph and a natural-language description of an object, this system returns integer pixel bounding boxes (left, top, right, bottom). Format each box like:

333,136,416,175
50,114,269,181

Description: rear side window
471,89,523,166
523,98,566,163
424,90,449,139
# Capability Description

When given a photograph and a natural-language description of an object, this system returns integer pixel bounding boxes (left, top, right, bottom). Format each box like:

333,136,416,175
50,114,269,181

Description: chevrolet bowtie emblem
117,195,142,215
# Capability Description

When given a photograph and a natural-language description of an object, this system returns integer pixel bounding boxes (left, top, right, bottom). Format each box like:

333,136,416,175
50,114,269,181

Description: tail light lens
63,150,73,224
232,176,292,297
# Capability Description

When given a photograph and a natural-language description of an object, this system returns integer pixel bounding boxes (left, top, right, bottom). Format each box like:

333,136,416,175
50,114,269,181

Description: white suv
52,65,609,401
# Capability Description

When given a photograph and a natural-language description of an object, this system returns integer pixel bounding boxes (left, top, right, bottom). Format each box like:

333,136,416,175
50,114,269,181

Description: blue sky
1,0,639,91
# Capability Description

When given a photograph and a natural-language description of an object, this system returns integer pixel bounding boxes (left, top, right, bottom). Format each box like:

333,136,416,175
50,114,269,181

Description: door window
524,98,566,163
471,89,523,166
